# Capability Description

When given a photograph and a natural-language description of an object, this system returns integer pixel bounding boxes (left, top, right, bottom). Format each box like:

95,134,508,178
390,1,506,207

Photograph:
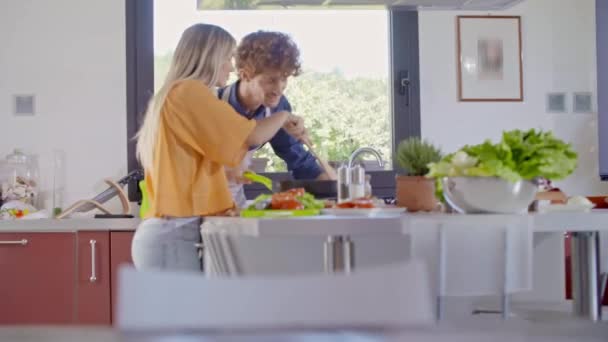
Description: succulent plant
396,137,443,176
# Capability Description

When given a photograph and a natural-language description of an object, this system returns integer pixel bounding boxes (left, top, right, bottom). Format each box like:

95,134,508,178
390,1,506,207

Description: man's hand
316,165,337,181
282,112,309,144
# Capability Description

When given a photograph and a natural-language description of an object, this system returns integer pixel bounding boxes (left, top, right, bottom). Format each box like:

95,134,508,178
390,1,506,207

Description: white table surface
2,210,607,235
202,215,405,237
202,211,608,237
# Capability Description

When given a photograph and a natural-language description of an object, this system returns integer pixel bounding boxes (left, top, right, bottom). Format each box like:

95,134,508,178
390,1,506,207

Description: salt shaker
337,164,350,203
364,175,372,198
349,163,366,200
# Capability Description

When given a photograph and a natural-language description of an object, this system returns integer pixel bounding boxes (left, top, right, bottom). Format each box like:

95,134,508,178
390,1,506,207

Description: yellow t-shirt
144,79,256,218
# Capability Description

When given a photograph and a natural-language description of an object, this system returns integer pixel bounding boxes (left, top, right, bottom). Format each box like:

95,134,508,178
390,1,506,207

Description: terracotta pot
395,175,437,212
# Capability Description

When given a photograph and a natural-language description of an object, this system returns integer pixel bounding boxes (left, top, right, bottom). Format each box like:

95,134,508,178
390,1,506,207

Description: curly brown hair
236,31,302,77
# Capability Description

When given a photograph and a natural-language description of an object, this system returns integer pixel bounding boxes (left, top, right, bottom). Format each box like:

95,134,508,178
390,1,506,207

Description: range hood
197,0,525,10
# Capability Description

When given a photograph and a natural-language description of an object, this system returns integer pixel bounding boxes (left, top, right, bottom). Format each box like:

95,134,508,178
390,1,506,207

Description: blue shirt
219,82,322,180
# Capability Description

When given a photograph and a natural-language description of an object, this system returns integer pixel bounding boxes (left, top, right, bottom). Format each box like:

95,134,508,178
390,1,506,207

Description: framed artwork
457,16,523,102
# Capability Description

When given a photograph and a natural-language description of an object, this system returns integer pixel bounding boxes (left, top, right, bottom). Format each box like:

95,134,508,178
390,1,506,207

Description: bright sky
154,0,389,78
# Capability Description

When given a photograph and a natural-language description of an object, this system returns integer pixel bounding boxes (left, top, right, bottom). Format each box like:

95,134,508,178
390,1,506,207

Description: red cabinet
0,233,76,324
0,229,137,326
76,231,111,325
110,231,135,323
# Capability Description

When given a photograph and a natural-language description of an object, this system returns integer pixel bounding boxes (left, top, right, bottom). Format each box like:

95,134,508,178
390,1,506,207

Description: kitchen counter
201,211,608,321
6,210,608,234
0,218,140,232
203,215,404,237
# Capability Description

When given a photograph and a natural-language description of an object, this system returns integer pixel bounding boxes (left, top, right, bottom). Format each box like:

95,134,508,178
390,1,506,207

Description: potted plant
395,137,442,212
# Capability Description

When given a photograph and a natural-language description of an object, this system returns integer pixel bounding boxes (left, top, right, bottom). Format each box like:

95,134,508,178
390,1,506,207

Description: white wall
0,0,127,212
0,0,601,304
419,0,604,196
419,0,604,302
1,0,599,208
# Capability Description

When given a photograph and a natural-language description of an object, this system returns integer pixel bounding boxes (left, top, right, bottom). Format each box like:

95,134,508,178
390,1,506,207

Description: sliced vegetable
248,188,324,211
242,170,273,191
336,198,375,209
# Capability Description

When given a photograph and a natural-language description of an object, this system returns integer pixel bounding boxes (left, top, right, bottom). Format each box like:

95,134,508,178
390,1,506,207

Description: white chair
201,230,240,276
115,261,434,332
409,215,534,321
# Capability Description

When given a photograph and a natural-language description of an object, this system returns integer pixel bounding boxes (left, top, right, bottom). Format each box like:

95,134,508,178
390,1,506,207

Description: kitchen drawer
0,232,76,324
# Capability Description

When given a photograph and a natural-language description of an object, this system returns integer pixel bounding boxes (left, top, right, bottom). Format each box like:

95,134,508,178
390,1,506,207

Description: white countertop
410,211,608,232
202,211,608,237
0,218,140,232
4,210,608,234
203,215,405,237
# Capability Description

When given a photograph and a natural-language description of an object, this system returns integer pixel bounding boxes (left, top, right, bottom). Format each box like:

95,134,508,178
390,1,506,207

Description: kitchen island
201,211,608,322
1,212,606,324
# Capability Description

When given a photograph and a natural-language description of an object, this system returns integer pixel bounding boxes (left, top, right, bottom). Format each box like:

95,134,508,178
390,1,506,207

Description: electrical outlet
14,94,35,116
547,93,566,113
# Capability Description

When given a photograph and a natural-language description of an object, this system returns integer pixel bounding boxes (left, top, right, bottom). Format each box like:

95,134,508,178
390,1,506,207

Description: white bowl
442,177,538,214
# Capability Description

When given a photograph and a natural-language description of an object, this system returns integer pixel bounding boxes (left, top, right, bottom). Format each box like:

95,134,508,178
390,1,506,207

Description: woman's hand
225,167,252,185
213,207,241,217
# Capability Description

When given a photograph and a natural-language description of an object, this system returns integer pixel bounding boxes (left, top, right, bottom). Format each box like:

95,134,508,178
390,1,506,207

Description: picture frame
457,16,523,102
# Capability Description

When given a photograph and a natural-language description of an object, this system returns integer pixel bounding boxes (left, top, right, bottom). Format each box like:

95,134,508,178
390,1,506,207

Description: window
126,1,420,200
154,1,391,171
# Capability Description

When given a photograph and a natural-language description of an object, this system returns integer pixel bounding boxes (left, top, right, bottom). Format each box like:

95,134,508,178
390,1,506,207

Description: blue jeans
131,217,202,271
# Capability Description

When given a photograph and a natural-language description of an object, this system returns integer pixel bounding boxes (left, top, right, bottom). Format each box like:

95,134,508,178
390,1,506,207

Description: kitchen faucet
348,147,384,170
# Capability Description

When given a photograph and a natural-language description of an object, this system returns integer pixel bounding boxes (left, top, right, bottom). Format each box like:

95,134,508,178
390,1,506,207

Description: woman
132,23,298,271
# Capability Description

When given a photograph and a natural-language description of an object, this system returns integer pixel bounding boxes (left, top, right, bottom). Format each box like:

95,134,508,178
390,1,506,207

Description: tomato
270,192,304,210
353,199,374,208
336,202,356,209
282,188,306,197
336,199,374,209
271,198,304,210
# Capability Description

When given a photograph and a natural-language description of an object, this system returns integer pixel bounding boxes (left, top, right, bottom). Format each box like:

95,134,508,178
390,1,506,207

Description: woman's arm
245,111,289,146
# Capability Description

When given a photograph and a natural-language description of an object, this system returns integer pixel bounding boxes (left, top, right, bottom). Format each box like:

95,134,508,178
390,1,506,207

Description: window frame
125,2,421,201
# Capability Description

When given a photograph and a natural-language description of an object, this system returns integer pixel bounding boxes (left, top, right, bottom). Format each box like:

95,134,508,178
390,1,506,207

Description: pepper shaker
349,163,366,200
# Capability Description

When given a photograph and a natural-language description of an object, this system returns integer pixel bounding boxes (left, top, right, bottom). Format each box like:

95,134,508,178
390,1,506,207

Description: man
219,30,334,206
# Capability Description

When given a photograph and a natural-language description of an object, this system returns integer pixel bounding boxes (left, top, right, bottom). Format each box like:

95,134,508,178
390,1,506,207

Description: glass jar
52,149,66,217
0,149,38,206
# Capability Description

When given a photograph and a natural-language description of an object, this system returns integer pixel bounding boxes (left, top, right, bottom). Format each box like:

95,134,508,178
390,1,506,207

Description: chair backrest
116,261,434,332
409,215,533,297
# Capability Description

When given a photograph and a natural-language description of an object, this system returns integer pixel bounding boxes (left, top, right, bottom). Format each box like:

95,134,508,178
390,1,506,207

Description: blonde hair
136,23,236,171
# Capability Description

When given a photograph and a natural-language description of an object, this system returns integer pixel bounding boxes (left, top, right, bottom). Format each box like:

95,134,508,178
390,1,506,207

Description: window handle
399,70,410,106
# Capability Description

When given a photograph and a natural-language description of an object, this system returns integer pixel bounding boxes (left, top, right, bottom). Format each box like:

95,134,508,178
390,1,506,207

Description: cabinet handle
0,239,28,246
89,239,97,283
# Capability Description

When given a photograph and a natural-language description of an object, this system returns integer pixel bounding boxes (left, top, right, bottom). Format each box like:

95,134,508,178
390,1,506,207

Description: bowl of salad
427,129,578,214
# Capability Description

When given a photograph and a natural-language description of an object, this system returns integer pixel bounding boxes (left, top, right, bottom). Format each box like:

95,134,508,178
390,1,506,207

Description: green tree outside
154,54,392,172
